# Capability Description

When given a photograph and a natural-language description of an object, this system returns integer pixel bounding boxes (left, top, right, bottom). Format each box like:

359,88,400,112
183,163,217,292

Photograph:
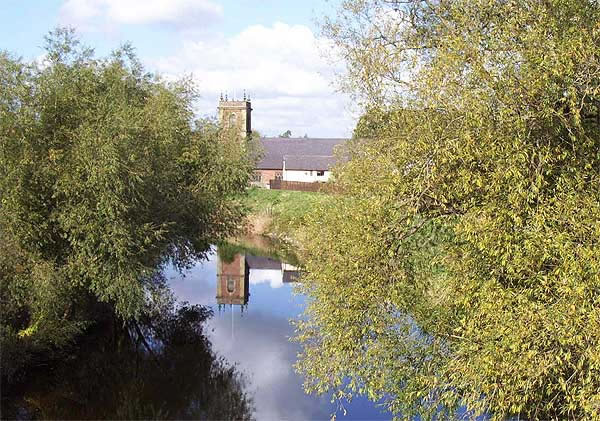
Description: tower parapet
217,93,252,139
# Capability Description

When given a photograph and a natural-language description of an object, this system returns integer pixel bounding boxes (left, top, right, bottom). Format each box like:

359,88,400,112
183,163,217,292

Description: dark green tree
0,28,255,379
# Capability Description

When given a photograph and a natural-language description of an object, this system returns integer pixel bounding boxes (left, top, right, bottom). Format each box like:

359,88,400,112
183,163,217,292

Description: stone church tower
217,93,252,139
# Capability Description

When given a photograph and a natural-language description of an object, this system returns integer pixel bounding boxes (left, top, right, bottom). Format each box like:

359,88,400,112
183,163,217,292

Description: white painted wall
283,169,331,182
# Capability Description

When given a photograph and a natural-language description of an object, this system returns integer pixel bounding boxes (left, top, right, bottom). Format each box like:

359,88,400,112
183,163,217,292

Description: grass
244,187,334,239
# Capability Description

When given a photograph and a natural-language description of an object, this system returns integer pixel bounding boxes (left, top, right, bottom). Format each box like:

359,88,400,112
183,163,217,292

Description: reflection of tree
3,279,254,420
217,240,300,267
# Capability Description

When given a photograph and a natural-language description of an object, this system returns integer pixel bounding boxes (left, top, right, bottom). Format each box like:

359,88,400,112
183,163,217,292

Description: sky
0,0,358,138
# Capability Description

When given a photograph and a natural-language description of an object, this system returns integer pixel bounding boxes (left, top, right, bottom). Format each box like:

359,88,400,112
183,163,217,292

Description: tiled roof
257,137,348,170
283,155,337,171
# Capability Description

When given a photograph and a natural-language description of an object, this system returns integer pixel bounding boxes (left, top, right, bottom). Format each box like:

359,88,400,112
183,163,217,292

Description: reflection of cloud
209,310,331,421
166,251,217,305
168,252,314,420
249,269,283,289
166,251,391,420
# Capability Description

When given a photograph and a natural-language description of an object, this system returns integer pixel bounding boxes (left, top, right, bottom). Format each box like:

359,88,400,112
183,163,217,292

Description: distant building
256,138,346,185
217,97,348,187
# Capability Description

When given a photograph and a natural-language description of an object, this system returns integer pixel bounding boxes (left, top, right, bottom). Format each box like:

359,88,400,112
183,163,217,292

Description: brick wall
258,169,282,184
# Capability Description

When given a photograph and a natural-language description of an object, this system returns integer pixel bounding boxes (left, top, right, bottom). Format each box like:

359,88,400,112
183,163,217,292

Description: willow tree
295,1,600,420
0,29,255,380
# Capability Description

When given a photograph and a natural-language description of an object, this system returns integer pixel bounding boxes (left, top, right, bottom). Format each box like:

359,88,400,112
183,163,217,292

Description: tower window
228,113,238,127
227,277,235,293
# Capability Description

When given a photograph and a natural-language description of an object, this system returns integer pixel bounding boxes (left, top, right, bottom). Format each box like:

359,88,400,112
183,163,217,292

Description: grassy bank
243,187,333,242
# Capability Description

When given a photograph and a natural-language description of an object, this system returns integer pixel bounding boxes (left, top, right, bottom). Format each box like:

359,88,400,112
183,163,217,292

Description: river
2,238,391,420
166,240,391,420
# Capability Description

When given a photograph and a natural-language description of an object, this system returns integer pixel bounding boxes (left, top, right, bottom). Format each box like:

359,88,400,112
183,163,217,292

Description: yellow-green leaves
296,1,600,419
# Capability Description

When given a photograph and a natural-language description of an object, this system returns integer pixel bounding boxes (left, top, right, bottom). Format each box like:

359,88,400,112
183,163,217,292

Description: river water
2,239,391,420
166,242,391,420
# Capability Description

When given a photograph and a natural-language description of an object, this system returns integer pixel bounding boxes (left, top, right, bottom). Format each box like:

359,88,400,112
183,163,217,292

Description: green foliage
295,1,600,420
0,28,254,378
250,129,262,140
244,187,334,239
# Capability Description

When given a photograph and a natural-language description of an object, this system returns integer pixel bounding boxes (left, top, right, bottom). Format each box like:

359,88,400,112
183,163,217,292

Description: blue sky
1,0,356,137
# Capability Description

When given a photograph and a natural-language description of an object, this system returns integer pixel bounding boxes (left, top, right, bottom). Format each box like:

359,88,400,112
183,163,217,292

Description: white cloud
57,0,358,138
152,22,357,138
59,0,223,30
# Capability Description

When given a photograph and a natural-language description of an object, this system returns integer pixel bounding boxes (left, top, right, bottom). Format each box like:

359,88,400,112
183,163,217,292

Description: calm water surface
166,243,391,420
2,240,391,420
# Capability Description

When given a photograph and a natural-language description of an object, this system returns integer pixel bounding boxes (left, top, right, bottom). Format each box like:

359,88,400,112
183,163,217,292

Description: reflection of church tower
216,252,249,310
217,93,252,140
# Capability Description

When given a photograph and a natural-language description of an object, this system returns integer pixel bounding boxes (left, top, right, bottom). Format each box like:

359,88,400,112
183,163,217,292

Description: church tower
217,92,252,139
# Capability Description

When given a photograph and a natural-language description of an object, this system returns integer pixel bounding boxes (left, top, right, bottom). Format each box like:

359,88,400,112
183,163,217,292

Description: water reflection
168,239,391,421
215,250,301,310
1,297,254,420
2,239,390,420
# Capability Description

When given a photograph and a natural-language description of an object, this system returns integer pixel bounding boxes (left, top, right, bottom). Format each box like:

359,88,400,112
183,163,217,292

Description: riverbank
243,187,333,246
